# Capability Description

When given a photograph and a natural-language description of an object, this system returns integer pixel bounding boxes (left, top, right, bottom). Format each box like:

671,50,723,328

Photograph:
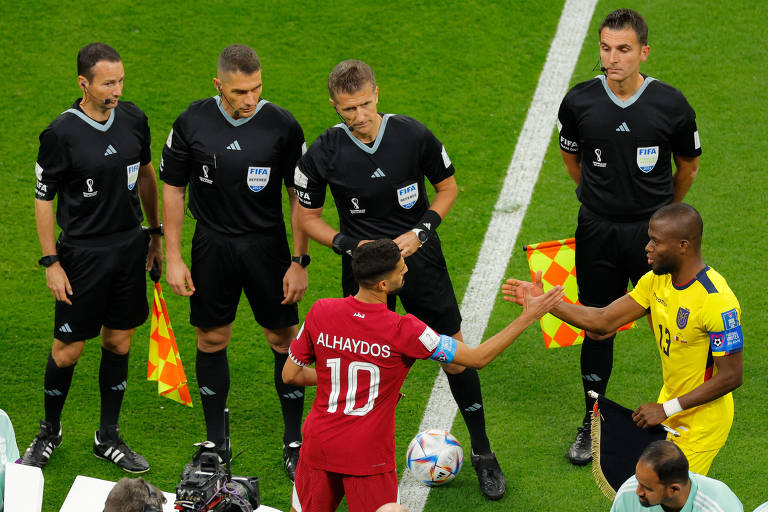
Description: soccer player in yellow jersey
503,203,743,474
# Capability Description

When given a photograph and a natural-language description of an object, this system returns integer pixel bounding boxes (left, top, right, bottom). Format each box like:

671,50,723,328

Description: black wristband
415,210,442,239
146,224,163,236
332,233,359,256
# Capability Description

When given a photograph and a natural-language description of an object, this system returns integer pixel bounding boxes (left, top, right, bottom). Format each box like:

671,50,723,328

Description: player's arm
632,352,742,429
162,183,194,296
671,154,699,202
137,162,163,274
35,198,72,305
444,285,564,369
561,150,582,184
282,356,317,386
297,203,367,256
281,187,309,305
394,176,458,257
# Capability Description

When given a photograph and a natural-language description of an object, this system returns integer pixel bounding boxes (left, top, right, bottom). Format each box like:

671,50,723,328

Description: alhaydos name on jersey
316,332,392,358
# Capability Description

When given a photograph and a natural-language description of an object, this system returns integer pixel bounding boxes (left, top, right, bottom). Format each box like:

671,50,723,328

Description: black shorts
341,233,462,335
575,205,651,308
54,227,149,342
189,223,299,330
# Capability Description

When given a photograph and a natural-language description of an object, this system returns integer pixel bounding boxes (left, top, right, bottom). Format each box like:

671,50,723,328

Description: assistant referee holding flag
161,44,309,480
294,60,505,500
556,9,701,465
22,42,162,473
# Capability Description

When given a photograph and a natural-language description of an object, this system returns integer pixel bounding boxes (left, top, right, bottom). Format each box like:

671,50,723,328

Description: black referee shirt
160,97,305,236
558,75,702,221
35,100,151,238
295,114,454,239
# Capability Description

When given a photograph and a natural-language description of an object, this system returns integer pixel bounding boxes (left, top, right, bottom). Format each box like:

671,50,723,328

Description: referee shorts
189,223,298,330
575,205,651,308
54,227,149,342
341,233,462,335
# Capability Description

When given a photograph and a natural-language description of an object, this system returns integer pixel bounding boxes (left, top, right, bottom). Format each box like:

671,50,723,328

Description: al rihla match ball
406,429,463,487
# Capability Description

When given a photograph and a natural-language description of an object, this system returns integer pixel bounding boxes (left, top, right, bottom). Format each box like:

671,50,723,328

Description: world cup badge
247,166,270,192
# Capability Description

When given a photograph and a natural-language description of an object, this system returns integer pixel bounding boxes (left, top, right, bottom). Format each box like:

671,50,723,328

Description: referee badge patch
397,183,419,209
247,166,270,192
676,307,690,329
636,146,659,173
126,162,139,190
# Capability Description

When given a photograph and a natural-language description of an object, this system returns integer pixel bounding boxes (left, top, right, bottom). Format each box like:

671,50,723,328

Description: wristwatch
292,254,311,268
38,255,59,267
410,228,428,245
146,224,164,236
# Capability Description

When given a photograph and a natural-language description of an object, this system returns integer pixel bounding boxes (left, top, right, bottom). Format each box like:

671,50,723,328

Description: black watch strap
38,255,59,267
292,254,311,268
146,224,164,236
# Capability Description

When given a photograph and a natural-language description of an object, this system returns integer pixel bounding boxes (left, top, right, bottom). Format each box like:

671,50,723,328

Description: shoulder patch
294,166,308,189
721,309,739,329
418,327,440,352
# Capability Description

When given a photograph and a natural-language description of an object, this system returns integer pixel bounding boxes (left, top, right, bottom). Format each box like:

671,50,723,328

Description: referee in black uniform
294,60,505,500
161,45,309,480
22,43,162,473
556,9,701,465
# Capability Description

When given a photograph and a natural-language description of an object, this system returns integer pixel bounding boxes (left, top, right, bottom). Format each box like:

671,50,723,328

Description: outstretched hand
502,270,545,306
521,284,564,321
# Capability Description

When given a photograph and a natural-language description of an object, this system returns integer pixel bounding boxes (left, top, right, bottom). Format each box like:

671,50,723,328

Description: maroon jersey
289,296,441,475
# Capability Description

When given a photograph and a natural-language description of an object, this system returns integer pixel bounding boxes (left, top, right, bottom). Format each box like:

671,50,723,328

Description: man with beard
503,204,742,475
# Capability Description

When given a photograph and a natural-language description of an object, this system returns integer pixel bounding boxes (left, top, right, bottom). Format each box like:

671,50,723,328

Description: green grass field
1,1,766,510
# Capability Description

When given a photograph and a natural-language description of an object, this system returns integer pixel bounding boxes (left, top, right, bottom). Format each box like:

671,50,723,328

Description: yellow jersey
628,266,742,450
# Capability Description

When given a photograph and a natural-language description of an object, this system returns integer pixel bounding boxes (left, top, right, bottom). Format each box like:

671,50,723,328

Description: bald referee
161,44,309,480
294,60,505,500
556,9,701,465
22,43,161,473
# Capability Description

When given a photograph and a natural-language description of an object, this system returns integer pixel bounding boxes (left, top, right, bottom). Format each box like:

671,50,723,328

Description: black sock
580,334,615,420
272,349,304,444
197,348,230,447
98,348,129,441
445,368,490,454
44,352,75,432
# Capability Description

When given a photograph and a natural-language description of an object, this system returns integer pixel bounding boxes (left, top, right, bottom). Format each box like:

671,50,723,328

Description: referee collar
214,96,268,127
65,100,115,132
597,74,656,109
336,113,393,154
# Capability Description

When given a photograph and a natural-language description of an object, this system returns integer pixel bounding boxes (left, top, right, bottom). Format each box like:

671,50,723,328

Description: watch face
416,230,428,243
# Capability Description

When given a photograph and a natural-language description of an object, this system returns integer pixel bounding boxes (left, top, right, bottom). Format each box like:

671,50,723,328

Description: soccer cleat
567,419,592,466
93,428,149,473
20,420,62,468
470,450,506,501
283,441,301,482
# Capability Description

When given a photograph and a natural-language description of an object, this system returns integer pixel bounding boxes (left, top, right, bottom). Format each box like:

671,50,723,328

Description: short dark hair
351,239,401,289
104,477,165,512
638,441,690,486
218,44,261,76
328,59,376,100
599,9,649,45
77,43,121,81
651,202,703,250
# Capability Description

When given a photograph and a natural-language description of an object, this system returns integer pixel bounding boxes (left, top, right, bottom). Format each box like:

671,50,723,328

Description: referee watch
38,255,59,267
292,254,311,268
411,228,428,245
146,224,164,236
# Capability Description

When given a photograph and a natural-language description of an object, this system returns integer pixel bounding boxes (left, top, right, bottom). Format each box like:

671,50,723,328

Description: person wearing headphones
161,44,309,481
23,42,161,474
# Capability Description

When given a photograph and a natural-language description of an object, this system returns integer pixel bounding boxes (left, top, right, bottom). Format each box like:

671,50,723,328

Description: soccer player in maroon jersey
283,239,563,511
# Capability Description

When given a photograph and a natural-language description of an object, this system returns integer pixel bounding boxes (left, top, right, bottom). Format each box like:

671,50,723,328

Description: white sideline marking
398,0,598,509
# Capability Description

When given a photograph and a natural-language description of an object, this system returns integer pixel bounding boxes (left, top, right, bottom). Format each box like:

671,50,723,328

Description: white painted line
398,0,598,509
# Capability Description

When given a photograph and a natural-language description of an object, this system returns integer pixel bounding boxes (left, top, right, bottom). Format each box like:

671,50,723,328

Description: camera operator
104,477,166,512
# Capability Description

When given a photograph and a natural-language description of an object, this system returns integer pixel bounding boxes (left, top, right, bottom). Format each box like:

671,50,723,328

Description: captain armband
429,335,458,364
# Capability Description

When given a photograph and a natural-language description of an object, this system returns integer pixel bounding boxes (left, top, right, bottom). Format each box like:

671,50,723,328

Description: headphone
80,81,112,106
217,84,240,118
141,478,166,512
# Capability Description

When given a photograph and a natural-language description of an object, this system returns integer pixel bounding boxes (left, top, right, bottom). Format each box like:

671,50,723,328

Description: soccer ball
406,430,463,487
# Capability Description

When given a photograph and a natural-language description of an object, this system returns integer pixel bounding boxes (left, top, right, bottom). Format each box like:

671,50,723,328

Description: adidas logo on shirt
370,168,386,178
58,323,73,333
104,145,117,156
226,140,242,150
615,122,630,132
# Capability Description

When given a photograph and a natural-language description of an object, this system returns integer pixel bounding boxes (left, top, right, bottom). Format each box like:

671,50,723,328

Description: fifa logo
202,165,209,179
351,198,359,209
199,164,213,184
83,178,97,197
594,149,602,162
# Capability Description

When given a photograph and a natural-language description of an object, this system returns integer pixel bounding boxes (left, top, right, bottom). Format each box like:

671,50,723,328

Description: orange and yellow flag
524,238,634,349
148,282,192,406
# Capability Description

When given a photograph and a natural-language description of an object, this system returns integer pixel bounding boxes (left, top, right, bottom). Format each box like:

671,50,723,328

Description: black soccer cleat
93,428,150,473
20,420,62,469
471,450,506,501
283,441,301,482
567,418,592,466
